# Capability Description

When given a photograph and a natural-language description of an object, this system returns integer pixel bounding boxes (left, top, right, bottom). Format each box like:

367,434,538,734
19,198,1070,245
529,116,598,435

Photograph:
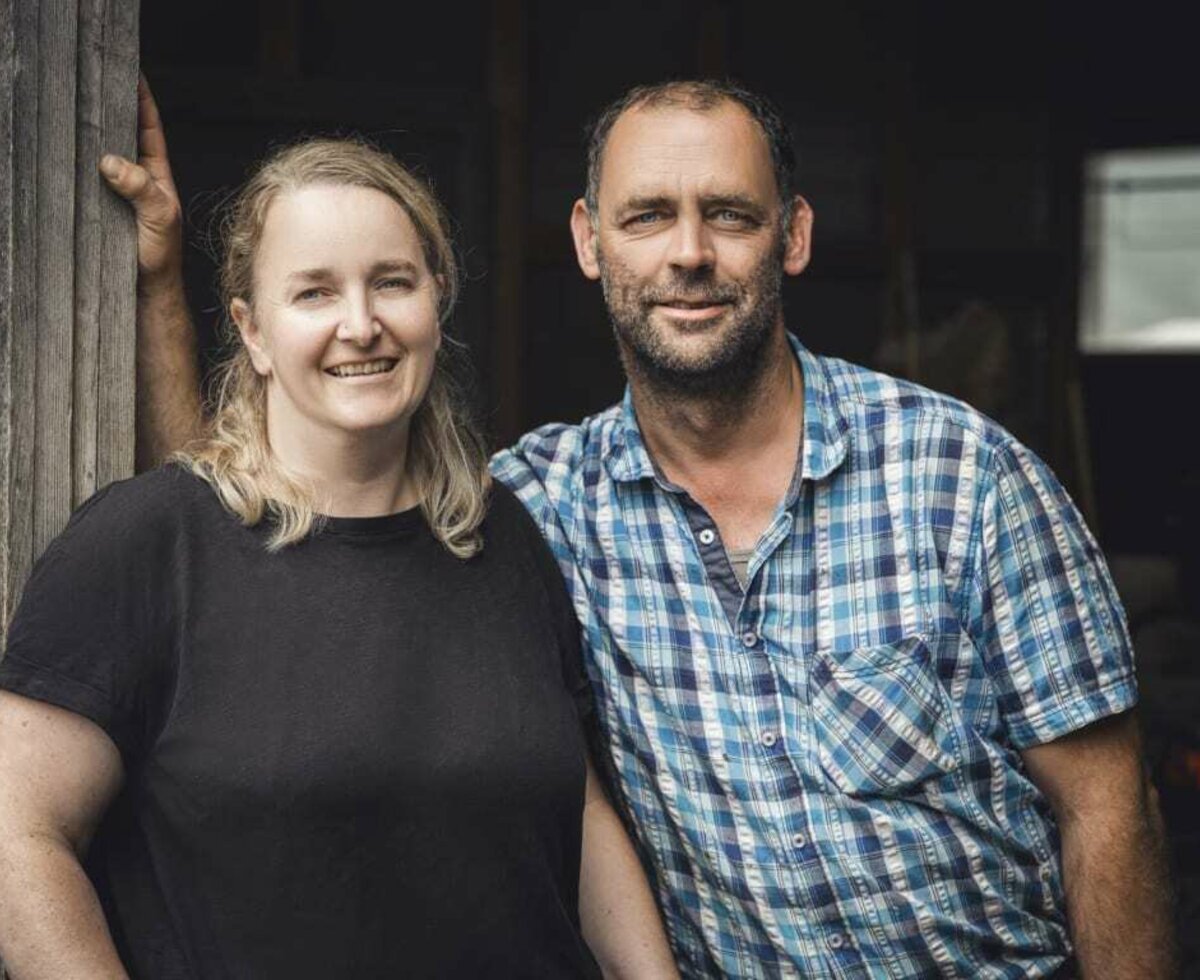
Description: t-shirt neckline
320,506,424,537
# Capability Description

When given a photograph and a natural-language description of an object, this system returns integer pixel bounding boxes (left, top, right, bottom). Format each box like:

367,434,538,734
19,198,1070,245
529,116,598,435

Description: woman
0,137,678,978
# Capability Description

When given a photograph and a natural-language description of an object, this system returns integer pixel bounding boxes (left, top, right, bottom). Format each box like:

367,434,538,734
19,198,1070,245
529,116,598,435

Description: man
114,79,1174,977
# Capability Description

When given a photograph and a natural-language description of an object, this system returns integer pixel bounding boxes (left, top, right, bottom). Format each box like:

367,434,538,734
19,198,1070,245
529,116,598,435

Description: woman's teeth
327,359,396,378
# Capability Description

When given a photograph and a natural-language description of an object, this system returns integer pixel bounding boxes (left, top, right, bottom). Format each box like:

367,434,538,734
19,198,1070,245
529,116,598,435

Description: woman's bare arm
0,692,128,979
579,757,679,979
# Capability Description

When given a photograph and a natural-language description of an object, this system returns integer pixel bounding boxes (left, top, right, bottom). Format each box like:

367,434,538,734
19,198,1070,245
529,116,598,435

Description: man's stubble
596,237,786,409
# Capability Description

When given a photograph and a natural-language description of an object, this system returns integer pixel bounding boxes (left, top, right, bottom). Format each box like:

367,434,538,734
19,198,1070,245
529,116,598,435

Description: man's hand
99,76,202,469
99,76,183,292
1022,710,1177,978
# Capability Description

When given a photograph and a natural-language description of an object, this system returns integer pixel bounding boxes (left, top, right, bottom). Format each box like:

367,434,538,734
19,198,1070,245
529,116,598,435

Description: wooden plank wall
0,0,138,643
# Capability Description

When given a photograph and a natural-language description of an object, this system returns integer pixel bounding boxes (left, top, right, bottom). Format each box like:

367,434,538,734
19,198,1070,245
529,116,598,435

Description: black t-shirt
0,466,602,979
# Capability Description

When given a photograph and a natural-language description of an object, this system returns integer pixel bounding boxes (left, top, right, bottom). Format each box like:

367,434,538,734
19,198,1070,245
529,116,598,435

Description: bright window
1079,148,1200,353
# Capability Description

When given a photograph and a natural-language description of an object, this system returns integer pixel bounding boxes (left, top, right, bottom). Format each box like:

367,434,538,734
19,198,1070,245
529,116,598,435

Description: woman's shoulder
483,479,544,544
481,479,568,584
59,463,220,545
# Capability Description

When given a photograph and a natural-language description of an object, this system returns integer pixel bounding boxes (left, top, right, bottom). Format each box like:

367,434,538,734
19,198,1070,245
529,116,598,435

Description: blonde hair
176,138,490,557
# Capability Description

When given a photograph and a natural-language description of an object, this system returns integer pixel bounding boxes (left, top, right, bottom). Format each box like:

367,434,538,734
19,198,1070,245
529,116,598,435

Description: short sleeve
965,441,1137,749
0,477,167,762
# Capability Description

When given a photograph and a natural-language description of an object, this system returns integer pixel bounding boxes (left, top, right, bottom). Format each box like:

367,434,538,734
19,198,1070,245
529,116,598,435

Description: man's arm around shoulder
1022,710,1177,979
100,77,202,469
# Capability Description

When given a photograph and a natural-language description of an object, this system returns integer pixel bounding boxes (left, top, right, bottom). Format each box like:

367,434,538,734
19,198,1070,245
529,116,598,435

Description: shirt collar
605,333,850,486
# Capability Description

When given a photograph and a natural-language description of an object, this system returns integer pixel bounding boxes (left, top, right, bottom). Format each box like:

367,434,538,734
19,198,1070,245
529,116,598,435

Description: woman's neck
267,416,419,517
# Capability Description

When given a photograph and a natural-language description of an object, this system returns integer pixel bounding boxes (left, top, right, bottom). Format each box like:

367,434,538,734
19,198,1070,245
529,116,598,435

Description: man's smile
651,301,731,322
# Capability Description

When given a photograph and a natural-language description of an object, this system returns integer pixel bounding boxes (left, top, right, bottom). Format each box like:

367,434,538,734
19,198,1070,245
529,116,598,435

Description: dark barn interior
140,0,1200,964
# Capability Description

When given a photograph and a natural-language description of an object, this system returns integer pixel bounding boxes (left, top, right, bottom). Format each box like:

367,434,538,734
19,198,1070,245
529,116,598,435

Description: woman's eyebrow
285,267,335,285
368,259,421,276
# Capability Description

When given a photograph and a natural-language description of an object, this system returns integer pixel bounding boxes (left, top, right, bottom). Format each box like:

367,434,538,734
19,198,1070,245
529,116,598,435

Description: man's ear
569,198,601,281
231,298,271,377
782,195,814,277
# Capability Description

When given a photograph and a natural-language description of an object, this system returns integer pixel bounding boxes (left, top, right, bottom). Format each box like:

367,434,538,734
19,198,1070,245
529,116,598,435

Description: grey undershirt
726,548,754,589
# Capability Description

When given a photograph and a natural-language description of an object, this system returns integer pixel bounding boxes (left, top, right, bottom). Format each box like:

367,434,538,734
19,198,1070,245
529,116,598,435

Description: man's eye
629,212,663,227
295,287,326,302
714,209,750,224
377,277,413,291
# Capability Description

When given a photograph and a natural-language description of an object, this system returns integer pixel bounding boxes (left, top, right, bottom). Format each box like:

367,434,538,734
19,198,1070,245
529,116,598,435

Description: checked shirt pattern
492,337,1136,979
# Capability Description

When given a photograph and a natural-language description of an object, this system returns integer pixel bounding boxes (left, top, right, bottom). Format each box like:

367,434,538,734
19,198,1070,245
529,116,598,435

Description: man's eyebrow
615,195,675,216
613,193,770,217
701,194,766,214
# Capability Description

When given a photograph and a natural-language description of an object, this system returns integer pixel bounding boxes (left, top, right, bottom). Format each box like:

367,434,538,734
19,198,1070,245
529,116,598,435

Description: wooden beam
258,0,300,80
73,0,105,505
32,0,79,557
6,0,40,626
1,0,137,637
488,0,528,445
95,0,137,487
0,0,14,650
697,0,729,77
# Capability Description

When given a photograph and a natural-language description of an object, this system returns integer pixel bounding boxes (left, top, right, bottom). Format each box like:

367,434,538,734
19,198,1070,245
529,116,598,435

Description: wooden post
488,0,527,446
0,0,139,643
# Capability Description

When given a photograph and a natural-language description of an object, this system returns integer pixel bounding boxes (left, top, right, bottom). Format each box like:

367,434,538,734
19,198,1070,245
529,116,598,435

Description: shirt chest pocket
809,635,962,797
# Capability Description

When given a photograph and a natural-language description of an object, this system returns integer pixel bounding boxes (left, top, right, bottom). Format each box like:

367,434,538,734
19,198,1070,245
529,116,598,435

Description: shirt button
791,833,806,849
698,528,716,545
741,629,759,648
827,933,846,950
760,730,778,748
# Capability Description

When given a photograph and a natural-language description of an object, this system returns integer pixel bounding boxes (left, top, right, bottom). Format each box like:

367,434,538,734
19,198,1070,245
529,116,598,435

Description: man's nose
336,293,381,346
667,215,715,270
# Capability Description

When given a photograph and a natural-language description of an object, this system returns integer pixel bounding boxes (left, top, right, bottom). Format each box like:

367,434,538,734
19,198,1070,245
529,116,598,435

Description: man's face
572,101,811,396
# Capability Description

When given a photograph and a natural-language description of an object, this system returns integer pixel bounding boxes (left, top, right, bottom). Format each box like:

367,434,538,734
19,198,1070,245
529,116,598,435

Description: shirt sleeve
965,440,1137,749
0,479,165,763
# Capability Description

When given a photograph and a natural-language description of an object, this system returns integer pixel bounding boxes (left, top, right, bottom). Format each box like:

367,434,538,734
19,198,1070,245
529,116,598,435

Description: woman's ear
231,298,272,377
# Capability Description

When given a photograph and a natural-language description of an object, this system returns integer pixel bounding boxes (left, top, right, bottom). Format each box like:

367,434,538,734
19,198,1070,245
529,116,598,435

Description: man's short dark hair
584,79,797,217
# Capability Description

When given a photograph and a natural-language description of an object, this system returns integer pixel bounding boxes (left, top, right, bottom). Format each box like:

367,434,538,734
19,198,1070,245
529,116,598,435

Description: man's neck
628,328,805,551
630,328,803,478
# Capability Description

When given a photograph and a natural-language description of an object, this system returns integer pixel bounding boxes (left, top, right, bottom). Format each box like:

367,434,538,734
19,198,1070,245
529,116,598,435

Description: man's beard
597,242,785,403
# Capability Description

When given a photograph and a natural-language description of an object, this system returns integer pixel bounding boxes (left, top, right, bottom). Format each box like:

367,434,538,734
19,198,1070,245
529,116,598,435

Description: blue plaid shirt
492,337,1136,978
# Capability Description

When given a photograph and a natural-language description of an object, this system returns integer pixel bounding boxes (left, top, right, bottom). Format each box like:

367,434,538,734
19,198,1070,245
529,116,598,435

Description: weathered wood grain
0,0,14,684
95,0,137,487
0,0,15,644
2,0,138,634
6,0,41,625
32,0,78,558
71,0,106,507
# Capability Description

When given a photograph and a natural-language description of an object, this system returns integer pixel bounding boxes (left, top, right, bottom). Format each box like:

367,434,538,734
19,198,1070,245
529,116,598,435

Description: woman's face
233,183,441,453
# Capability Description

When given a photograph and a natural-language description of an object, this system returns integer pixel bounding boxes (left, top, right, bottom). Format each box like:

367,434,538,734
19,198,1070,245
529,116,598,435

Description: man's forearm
0,837,129,979
135,281,203,470
1060,781,1176,978
579,787,679,979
